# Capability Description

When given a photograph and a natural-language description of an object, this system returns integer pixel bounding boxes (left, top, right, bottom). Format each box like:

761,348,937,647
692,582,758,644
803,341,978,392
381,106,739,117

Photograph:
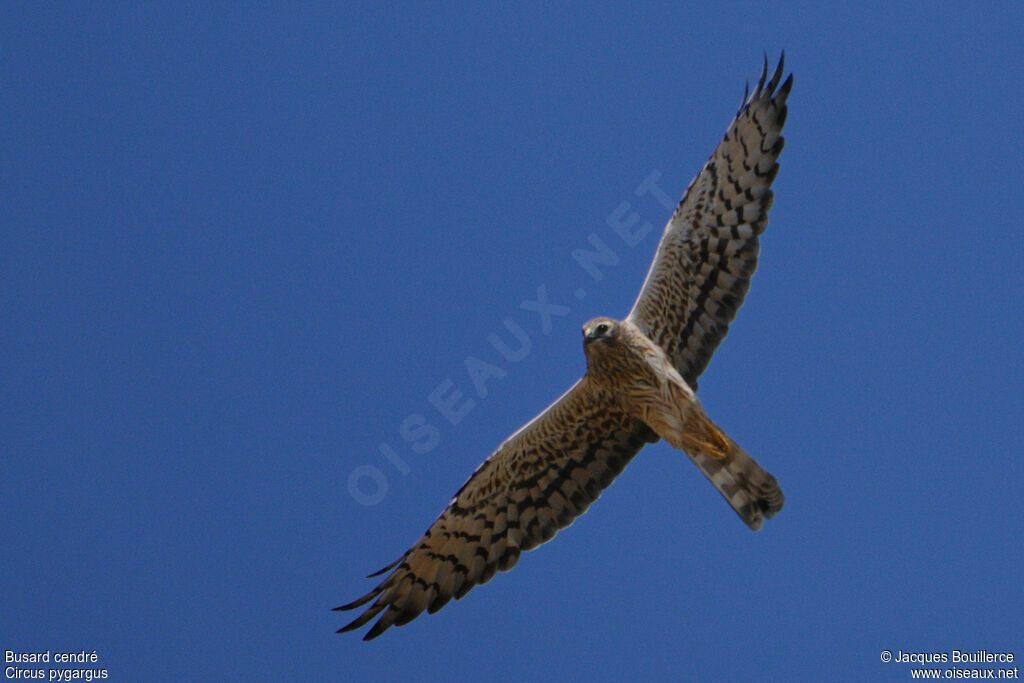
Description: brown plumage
582,317,783,531
338,55,792,640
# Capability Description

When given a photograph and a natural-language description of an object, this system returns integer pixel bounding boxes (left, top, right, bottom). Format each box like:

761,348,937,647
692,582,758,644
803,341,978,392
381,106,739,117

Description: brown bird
338,55,792,640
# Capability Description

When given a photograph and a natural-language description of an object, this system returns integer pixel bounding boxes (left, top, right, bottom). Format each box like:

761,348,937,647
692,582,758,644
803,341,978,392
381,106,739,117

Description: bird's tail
687,431,784,530
667,406,784,531
636,391,784,530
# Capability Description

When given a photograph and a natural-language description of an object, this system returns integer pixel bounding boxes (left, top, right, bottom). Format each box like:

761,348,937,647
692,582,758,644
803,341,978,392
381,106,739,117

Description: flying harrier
338,55,792,640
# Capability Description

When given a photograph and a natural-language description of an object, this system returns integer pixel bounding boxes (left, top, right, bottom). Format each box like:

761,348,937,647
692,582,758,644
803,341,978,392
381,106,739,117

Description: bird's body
583,317,782,530
584,317,717,458
339,55,793,640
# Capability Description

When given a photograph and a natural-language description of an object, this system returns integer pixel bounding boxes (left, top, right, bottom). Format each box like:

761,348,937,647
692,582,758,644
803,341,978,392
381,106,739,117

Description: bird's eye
596,323,609,335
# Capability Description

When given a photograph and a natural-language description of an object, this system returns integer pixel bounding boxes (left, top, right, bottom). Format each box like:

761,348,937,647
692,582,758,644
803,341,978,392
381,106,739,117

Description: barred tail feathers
636,390,784,530
688,432,784,531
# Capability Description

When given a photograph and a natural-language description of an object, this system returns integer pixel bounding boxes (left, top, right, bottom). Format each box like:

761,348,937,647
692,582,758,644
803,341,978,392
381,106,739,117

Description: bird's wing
336,378,657,640
626,55,792,389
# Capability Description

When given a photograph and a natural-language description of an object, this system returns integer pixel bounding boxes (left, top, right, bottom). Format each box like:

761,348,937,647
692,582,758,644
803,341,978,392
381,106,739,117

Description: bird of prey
338,55,792,640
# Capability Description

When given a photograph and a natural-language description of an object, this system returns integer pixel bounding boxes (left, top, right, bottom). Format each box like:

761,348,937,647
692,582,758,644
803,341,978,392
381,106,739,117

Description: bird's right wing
627,55,792,389
336,377,657,640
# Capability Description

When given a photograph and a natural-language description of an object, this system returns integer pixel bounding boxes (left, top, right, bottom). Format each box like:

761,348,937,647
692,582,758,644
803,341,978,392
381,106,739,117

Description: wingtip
336,620,358,634
741,51,788,113
755,53,769,94
780,72,794,97
335,585,385,610
367,554,404,578
333,599,362,612
362,626,386,641
363,615,393,640
767,52,785,92
740,80,751,112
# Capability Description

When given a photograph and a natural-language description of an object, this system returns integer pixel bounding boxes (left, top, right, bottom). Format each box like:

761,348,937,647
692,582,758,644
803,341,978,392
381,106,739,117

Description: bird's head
582,317,624,373
582,317,620,348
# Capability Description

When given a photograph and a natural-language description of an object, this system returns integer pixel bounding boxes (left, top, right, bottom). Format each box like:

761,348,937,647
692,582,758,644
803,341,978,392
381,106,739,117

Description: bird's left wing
336,378,656,640
627,55,792,389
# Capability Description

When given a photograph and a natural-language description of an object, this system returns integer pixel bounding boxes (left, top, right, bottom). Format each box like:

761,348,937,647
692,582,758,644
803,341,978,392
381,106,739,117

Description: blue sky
2,2,1022,680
